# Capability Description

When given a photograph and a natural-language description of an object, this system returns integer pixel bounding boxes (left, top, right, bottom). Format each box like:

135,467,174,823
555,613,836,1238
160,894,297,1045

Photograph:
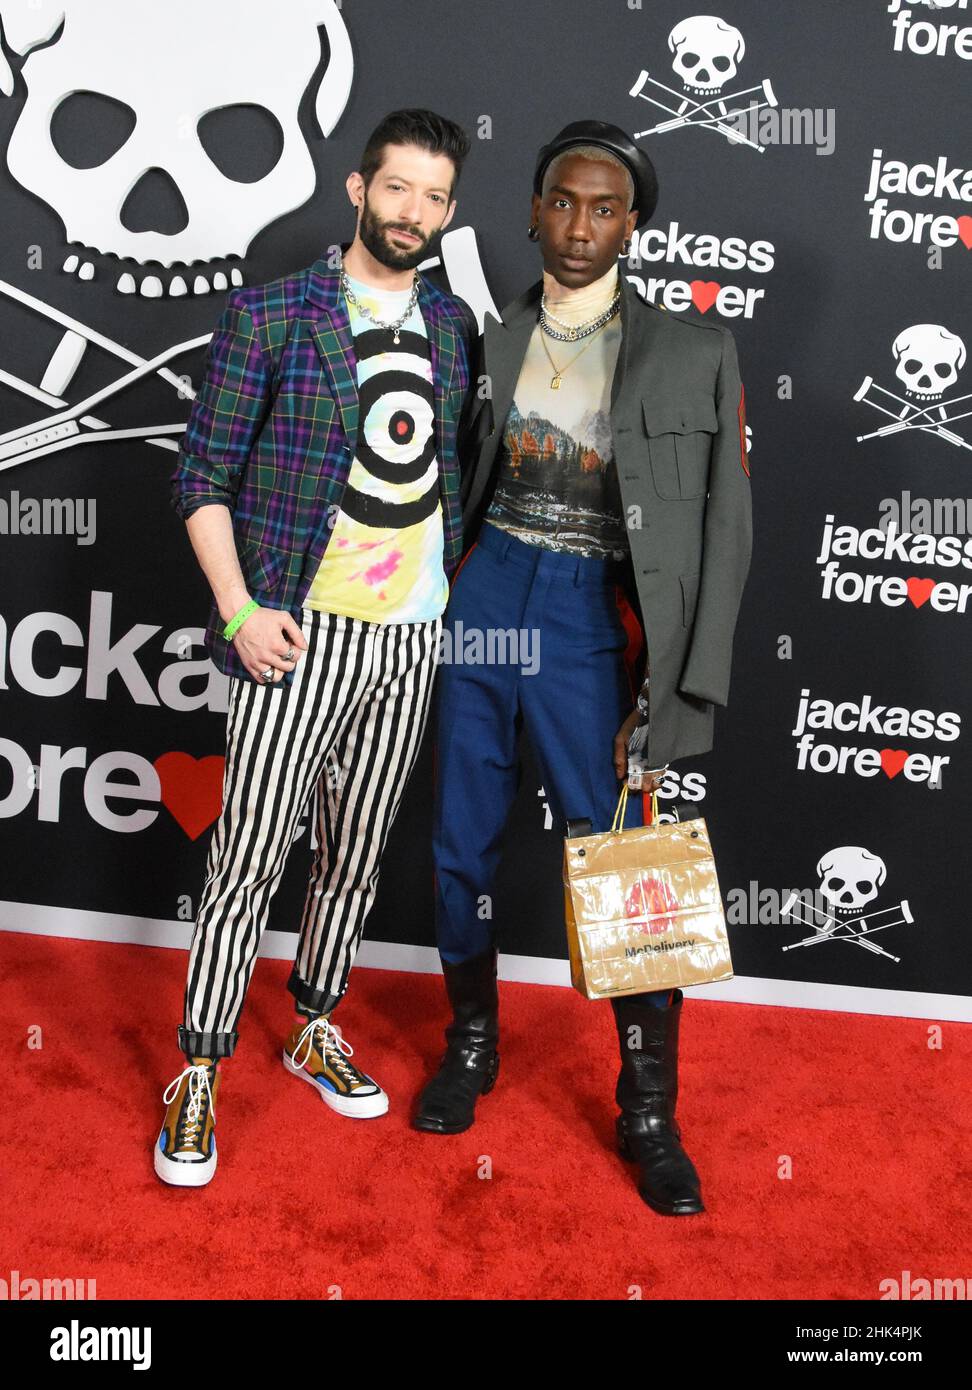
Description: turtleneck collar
541,261,620,324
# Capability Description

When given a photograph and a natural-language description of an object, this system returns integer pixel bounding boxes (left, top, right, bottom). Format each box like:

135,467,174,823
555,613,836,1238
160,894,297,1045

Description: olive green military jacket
458,272,752,766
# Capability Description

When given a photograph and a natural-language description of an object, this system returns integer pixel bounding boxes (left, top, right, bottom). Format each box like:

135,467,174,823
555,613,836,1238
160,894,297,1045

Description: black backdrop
1,1,970,1017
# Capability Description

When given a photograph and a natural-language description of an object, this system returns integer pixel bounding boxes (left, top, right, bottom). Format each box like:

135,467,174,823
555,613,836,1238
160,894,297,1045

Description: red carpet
1,930,969,1300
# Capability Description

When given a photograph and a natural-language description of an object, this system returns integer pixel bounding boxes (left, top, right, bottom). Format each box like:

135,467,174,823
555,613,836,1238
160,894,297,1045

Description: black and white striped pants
178,607,442,1060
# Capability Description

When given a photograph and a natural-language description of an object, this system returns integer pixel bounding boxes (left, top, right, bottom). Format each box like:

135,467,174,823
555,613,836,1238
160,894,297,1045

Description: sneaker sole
282,1049,389,1118
154,1140,217,1188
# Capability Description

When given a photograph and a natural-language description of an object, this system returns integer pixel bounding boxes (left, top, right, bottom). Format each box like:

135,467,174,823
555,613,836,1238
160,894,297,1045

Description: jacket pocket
235,538,285,596
642,394,717,500
680,571,701,628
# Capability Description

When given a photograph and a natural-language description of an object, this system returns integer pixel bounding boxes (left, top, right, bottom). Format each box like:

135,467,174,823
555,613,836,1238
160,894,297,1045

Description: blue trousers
432,521,671,1006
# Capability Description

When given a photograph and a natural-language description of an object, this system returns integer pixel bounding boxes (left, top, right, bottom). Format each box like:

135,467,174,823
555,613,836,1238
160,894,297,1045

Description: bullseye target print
341,326,439,527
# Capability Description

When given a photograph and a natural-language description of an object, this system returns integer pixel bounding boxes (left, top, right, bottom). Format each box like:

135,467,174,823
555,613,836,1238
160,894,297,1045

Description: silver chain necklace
340,266,420,344
539,287,621,342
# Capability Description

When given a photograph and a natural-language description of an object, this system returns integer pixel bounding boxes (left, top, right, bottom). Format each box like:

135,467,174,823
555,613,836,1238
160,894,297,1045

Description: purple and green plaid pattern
170,255,473,687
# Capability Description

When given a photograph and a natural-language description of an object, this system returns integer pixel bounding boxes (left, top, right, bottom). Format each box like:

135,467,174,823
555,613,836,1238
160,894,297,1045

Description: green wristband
223,599,260,641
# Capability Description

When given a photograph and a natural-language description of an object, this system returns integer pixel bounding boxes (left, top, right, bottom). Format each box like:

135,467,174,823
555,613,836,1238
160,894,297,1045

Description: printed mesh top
305,269,448,622
485,266,628,562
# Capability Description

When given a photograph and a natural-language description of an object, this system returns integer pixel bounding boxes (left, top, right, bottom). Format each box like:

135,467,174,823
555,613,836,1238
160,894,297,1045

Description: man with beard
157,109,476,1187
415,122,752,1217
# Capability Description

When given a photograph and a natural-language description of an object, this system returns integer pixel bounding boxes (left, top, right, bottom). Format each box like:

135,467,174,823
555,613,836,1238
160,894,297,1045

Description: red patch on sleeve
614,585,644,700
738,383,749,476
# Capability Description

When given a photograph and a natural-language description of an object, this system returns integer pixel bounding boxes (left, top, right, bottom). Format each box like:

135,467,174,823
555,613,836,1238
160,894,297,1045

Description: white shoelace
162,1064,216,1149
289,1016,356,1079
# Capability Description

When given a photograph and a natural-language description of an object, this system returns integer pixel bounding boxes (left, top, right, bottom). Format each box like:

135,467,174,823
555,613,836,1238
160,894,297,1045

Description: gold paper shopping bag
563,785,734,1000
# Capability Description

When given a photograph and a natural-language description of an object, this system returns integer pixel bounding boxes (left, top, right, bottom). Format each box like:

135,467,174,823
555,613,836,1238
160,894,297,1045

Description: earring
621,238,631,256
527,224,539,241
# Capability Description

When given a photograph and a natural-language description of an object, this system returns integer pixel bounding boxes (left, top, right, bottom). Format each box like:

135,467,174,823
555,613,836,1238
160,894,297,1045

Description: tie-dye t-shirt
304,270,448,622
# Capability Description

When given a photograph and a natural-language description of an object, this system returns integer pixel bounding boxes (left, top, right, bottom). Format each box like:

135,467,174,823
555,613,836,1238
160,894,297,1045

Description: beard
358,196,432,270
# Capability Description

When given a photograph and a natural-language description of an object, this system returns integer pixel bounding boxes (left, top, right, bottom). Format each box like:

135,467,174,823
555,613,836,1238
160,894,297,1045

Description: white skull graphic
0,0,353,292
892,323,966,399
668,15,745,95
816,846,886,916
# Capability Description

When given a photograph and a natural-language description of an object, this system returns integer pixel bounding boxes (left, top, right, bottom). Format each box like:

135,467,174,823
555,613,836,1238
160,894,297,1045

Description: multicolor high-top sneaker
154,1059,220,1187
283,1016,388,1118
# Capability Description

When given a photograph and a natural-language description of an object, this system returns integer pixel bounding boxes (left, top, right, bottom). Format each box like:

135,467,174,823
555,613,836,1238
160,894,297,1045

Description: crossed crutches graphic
780,892,914,963
0,224,500,475
854,376,972,452
629,68,778,154
0,277,210,473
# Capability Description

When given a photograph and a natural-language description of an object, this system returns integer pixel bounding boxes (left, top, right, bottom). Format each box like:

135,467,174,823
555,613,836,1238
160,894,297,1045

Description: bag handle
611,782,659,832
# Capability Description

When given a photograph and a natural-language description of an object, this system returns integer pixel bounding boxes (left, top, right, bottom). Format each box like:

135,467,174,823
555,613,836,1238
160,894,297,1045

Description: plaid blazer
169,254,475,687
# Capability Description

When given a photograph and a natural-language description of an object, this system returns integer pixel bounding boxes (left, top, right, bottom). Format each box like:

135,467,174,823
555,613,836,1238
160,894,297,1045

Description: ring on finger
260,666,274,683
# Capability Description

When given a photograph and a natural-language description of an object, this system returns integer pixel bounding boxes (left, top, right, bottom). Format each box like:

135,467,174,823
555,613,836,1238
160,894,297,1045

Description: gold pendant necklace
539,321,602,389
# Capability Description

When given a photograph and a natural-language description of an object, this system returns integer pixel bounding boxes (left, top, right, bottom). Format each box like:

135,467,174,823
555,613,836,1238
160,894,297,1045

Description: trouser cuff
287,966,343,1018
178,1025,238,1060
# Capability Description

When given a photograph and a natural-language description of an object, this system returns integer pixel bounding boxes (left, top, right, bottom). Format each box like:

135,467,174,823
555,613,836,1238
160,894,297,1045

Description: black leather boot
611,989,705,1215
413,946,500,1135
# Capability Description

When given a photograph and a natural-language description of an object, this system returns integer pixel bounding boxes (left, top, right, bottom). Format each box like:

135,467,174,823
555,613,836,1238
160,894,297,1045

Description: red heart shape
624,873,680,934
879,748,909,779
906,576,936,608
957,215,972,251
154,752,225,840
689,280,721,314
